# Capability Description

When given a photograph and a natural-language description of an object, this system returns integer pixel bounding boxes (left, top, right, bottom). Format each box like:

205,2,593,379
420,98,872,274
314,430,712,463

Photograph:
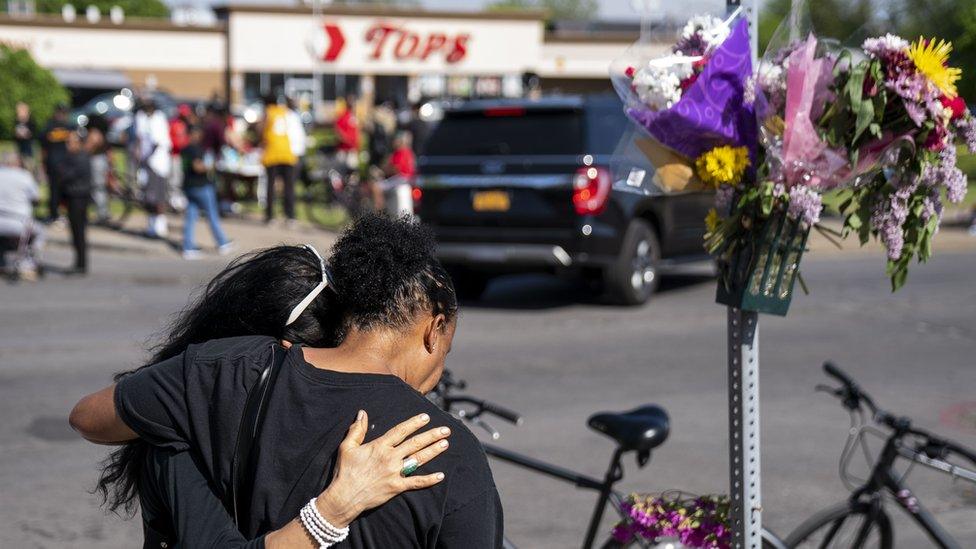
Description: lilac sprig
787,186,823,226
612,493,731,549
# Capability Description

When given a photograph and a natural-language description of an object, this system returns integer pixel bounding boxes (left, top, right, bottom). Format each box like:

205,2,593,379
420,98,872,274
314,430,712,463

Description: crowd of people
0,91,427,280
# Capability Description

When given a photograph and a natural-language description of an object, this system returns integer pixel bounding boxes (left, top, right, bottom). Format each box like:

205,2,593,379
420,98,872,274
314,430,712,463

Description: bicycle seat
587,405,670,452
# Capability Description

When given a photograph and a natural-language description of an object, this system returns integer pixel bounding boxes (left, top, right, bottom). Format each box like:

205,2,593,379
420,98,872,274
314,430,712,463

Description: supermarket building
0,4,646,107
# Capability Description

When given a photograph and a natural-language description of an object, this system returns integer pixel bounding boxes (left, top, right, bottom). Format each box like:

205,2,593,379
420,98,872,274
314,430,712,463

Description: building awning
52,68,132,89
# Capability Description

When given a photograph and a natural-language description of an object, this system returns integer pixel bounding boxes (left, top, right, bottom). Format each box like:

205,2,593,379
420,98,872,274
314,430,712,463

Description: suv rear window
424,109,584,156
585,103,628,155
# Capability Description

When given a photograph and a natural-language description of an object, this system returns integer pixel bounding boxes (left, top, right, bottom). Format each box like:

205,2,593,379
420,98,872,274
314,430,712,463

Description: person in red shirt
334,95,360,173
168,104,194,210
376,131,416,216
388,132,416,181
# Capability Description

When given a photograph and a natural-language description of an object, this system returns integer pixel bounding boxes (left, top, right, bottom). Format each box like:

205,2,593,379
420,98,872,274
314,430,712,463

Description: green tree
0,45,69,141
487,0,534,11
487,0,597,20
0,0,169,18
758,0,888,52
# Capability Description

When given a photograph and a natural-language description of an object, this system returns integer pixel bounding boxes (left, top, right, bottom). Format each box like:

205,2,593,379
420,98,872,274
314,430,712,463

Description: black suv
416,95,712,305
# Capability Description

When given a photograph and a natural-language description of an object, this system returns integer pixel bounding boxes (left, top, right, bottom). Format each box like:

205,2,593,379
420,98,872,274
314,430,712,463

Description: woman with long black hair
71,214,502,548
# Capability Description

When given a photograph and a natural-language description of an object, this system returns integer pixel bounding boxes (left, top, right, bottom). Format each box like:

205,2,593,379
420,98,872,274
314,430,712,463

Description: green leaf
890,263,908,291
845,61,874,143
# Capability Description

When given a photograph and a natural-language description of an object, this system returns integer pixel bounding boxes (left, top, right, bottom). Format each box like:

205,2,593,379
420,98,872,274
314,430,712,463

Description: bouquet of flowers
611,492,731,549
611,11,757,193
707,2,972,314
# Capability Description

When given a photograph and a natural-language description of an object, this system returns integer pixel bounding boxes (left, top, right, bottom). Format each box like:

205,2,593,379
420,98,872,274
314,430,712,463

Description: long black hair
96,214,457,514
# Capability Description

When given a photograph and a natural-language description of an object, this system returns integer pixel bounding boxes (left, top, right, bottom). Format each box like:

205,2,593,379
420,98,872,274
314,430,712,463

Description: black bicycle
783,362,976,548
103,149,143,226
303,145,372,221
434,363,976,549
432,370,786,549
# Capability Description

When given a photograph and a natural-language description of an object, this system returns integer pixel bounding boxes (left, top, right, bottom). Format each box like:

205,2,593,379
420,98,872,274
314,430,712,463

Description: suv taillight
572,166,611,216
411,186,423,214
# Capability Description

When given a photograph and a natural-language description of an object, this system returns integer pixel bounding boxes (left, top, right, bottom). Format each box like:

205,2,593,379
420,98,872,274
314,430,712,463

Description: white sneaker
154,216,169,238
218,241,236,256
182,249,204,260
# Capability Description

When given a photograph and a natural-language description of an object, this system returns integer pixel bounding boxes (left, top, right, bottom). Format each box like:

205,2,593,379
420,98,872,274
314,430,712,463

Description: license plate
472,190,511,212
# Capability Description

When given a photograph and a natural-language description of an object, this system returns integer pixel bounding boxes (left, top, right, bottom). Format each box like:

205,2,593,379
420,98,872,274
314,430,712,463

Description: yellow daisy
908,37,962,98
695,145,750,187
704,208,721,233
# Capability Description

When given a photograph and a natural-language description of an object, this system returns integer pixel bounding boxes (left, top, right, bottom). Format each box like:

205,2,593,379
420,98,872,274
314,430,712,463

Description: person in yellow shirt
260,94,297,225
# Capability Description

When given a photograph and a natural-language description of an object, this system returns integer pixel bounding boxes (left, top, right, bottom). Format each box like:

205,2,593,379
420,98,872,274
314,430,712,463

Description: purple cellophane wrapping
626,18,757,160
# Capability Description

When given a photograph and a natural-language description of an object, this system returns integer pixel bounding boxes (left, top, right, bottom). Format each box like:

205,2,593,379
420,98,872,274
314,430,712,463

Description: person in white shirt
0,152,44,279
286,98,308,229
135,98,172,238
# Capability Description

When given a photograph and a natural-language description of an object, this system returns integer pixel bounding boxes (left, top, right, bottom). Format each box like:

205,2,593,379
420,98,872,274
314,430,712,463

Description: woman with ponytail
71,214,501,548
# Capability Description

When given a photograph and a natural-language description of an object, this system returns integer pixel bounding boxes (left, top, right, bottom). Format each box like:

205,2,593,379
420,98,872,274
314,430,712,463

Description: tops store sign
229,11,543,75
309,21,469,64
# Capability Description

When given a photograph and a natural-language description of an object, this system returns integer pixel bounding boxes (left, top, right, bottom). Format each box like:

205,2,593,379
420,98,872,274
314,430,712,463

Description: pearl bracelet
299,497,350,548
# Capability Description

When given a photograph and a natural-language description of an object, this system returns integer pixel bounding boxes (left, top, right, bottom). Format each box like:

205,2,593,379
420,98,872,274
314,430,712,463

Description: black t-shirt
14,117,35,156
180,144,210,189
139,447,265,549
40,120,70,166
60,151,92,198
115,336,502,548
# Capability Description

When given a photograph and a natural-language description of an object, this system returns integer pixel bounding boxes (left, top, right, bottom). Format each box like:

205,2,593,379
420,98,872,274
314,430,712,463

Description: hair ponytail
96,246,340,514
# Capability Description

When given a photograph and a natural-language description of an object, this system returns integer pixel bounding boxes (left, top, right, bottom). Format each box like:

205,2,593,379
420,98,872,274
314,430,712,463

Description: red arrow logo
323,23,345,62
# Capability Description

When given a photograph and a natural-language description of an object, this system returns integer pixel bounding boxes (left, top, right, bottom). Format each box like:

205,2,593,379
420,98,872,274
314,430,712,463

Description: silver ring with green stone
400,457,420,476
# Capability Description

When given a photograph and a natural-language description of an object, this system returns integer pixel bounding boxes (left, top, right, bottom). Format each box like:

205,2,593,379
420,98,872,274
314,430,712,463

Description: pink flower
940,95,967,119
924,123,948,151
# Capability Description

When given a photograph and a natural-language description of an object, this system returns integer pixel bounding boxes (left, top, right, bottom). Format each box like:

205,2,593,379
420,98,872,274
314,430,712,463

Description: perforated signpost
724,2,762,548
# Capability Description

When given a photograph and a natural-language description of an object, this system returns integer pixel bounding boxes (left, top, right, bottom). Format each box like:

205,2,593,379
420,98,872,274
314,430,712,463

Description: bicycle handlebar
821,361,976,469
433,370,524,436
481,401,524,425
822,361,879,415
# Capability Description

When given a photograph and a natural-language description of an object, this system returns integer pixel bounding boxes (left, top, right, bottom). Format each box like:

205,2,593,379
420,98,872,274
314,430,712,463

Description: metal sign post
727,308,761,548
726,1,761,547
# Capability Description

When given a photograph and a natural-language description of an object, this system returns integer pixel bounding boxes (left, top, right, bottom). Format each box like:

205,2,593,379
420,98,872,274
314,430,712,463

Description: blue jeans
183,184,228,252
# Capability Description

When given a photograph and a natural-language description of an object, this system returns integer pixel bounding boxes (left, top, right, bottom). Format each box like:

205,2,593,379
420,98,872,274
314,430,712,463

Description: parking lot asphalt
1,226,975,548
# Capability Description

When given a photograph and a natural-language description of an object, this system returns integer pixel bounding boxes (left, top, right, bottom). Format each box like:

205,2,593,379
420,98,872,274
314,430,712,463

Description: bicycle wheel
785,501,893,549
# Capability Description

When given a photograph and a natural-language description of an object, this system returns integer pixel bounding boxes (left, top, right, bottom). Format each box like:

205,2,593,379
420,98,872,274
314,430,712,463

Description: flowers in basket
613,12,757,193
707,27,973,314
611,493,730,549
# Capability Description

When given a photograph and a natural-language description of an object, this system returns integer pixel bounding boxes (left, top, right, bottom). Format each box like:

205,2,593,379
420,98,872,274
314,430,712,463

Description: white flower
862,34,909,58
681,14,730,52
633,63,685,110
756,62,786,93
743,75,757,105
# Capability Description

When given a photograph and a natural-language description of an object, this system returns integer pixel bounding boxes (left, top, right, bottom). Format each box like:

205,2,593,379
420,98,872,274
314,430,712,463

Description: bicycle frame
483,442,635,549
849,435,965,549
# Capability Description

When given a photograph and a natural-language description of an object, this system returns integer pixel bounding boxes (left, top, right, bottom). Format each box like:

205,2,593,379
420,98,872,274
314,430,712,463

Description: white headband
285,244,333,327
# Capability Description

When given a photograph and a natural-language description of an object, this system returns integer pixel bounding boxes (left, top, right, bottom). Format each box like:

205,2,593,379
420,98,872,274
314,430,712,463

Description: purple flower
955,114,976,154
612,523,636,543
921,146,968,204
715,184,735,211
674,33,707,57
871,173,918,261
787,186,823,225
